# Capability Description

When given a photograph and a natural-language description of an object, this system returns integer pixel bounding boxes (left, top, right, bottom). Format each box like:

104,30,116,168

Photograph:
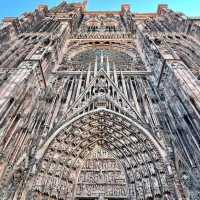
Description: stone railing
70,31,134,40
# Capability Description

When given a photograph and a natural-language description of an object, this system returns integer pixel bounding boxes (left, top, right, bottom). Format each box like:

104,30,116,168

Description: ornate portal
0,1,200,200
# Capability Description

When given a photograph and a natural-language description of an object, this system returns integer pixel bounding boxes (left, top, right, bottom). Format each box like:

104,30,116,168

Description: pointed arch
26,108,172,200
36,109,165,160
60,68,144,123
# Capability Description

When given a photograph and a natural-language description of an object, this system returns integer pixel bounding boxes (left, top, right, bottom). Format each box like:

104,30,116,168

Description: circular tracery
28,109,171,200
61,46,145,71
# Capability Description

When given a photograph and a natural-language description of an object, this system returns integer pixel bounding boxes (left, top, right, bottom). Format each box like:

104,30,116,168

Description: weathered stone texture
0,1,199,200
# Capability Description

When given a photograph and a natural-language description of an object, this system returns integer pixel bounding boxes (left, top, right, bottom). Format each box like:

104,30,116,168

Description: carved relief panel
75,146,128,199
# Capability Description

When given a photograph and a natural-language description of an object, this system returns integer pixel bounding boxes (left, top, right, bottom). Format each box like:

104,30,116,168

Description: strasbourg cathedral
0,1,200,200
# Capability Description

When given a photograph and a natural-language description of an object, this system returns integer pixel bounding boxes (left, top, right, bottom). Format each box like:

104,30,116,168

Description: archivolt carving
25,109,170,200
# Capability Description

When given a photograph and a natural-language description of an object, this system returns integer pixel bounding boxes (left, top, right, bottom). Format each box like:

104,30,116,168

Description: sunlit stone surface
0,1,200,200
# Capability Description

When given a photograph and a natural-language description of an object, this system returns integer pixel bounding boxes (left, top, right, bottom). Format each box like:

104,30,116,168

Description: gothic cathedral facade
0,1,200,200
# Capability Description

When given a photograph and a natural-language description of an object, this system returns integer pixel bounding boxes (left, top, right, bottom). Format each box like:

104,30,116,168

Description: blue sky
0,0,199,20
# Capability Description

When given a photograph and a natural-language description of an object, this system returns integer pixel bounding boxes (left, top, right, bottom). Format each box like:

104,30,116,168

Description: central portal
27,110,169,200
75,146,128,200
